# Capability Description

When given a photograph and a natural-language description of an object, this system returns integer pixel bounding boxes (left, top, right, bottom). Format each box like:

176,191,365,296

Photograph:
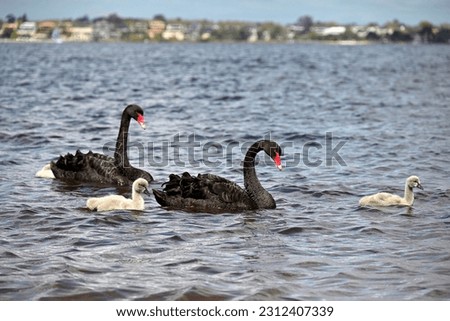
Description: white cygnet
359,175,423,207
35,163,55,179
86,178,150,212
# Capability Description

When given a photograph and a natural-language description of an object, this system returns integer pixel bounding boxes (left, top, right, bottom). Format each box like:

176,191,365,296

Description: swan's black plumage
153,140,282,213
50,104,153,186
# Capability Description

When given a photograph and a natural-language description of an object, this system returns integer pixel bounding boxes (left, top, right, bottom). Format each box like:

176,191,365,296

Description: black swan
153,140,282,213
36,104,153,186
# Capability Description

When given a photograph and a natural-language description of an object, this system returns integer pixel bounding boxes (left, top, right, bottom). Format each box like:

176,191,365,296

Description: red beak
274,152,282,171
137,113,146,129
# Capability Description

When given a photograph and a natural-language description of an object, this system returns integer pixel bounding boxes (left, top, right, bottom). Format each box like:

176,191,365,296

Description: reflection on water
0,42,449,300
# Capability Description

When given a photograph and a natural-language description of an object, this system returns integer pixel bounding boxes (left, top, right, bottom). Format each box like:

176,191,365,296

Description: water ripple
0,43,449,300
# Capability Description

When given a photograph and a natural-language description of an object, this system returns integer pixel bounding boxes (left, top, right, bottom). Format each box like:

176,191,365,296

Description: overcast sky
1,0,449,25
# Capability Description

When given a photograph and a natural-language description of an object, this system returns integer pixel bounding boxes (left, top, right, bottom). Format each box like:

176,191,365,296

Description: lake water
0,42,449,300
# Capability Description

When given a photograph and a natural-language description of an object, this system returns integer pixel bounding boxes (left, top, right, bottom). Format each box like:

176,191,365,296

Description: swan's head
407,175,423,190
261,140,283,171
133,178,151,195
126,104,146,129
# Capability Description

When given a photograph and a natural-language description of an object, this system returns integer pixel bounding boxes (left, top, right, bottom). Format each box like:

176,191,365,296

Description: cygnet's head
133,178,150,195
407,176,423,190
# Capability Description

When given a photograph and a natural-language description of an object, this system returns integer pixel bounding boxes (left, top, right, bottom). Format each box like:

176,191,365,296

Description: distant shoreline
0,38,438,46
2,15,449,44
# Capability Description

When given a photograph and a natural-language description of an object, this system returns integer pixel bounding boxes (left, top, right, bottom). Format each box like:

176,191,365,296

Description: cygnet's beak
144,188,151,196
416,183,424,190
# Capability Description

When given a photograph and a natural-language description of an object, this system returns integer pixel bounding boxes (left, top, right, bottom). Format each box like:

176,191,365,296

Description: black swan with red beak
37,104,153,186
153,140,282,213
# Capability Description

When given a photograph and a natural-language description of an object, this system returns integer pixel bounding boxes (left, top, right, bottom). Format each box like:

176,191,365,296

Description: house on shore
16,21,37,40
0,22,18,38
148,19,166,39
69,26,94,42
162,23,185,41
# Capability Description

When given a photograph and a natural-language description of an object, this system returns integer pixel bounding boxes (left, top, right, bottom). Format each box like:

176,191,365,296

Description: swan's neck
132,188,144,206
403,183,414,205
243,142,275,208
115,112,131,167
